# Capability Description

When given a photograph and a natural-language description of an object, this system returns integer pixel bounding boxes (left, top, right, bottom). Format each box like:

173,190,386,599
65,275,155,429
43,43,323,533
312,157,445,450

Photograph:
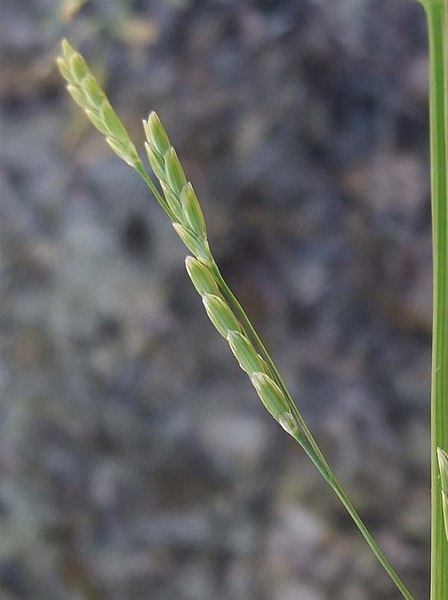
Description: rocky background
0,0,433,598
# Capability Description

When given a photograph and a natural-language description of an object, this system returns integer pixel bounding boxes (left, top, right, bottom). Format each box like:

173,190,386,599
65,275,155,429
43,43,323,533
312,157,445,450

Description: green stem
211,260,415,599
327,475,415,600
211,262,328,462
60,37,420,600
423,2,448,599
134,160,177,223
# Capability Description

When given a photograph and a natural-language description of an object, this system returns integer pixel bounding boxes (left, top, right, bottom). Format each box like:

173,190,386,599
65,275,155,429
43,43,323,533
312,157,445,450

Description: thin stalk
134,161,177,223
58,38,417,600
210,260,415,600
210,261,329,463
327,475,415,600
423,2,448,599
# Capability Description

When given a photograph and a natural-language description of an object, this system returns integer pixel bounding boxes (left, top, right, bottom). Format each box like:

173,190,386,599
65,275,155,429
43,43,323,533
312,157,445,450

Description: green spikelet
144,111,171,156
164,147,187,196
227,330,267,376
202,294,242,338
185,256,220,297
68,52,89,84
161,182,184,222
251,372,290,421
181,183,206,237
144,142,167,182
81,73,106,109
172,224,210,261
57,39,140,168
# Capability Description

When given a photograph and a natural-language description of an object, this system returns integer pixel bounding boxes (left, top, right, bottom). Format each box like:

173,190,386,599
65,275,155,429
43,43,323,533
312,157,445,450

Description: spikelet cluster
185,258,297,436
143,112,212,262
57,40,140,168
438,448,448,542
57,41,298,438
142,112,298,435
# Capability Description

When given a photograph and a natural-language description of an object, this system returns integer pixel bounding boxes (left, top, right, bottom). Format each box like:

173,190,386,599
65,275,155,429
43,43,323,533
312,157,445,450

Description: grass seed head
57,39,140,169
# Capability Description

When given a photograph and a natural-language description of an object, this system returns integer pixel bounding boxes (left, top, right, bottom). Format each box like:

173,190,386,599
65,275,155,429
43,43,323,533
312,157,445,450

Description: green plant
418,1,448,599
57,1,448,593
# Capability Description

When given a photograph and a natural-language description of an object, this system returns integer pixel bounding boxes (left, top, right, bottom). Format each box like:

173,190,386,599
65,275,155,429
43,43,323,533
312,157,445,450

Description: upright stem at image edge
424,2,448,599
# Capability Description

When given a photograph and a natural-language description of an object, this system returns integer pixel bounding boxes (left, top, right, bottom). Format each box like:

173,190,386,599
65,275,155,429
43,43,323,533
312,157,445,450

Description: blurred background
0,0,433,598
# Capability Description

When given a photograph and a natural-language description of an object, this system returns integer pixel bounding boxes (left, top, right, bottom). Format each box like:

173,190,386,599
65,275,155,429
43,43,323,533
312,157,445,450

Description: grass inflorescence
57,39,420,599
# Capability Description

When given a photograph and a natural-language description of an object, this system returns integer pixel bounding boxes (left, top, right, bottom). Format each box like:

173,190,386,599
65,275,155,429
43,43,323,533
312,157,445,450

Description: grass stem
210,259,415,599
422,1,448,598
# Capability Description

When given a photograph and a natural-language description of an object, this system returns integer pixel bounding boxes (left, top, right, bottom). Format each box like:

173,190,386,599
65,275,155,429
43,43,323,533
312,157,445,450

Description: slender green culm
57,40,416,600
418,1,448,598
